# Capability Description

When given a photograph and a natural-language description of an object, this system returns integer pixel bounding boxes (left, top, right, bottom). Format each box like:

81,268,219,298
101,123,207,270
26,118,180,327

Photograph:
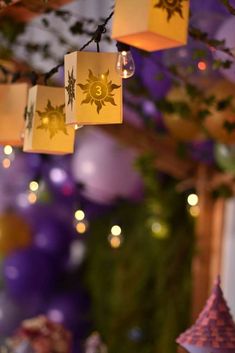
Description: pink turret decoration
177,276,235,353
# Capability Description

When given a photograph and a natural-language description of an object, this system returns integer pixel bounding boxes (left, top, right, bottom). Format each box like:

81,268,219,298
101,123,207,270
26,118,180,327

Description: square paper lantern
64,51,123,125
112,0,189,52
23,85,75,154
0,83,28,146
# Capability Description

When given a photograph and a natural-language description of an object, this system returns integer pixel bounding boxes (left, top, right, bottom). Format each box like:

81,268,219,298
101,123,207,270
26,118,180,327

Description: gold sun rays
77,69,121,114
155,0,186,21
37,100,68,139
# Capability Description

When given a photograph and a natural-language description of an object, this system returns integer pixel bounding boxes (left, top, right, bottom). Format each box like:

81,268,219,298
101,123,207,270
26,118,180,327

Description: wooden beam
99,122,196,179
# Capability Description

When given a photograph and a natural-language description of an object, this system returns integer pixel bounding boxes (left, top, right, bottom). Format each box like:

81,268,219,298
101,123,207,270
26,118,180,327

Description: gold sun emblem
26,103,34,132
154,0,186,21
65,68,76,110
77,69,121,114
37,100,68,139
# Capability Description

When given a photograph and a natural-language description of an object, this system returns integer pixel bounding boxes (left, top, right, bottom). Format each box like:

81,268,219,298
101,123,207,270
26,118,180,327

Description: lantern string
3,10,114,86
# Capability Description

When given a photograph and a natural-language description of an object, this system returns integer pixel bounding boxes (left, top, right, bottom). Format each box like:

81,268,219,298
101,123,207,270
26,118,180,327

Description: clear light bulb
116,50,135,79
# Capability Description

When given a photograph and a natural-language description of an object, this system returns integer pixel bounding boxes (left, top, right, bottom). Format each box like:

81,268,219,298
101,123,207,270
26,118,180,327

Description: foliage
85,155,194,353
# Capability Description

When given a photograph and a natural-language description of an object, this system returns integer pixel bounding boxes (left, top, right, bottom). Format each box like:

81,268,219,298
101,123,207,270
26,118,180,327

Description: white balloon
72,128,143,204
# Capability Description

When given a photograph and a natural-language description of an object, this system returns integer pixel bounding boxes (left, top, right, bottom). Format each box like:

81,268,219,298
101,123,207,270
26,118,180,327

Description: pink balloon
72,128,143,204
214,17,235,83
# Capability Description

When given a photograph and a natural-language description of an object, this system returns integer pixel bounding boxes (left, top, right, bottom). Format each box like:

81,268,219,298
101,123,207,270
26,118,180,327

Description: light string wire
0,10,114,85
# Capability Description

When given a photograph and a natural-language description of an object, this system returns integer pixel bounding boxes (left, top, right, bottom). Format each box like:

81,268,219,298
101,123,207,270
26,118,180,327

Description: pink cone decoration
177,276,235,353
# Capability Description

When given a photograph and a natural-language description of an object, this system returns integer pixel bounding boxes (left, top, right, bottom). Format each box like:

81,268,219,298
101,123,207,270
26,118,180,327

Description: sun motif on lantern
154,0,186,21
65,68,76,110
37,100,68,139
77,69,121,114
26,103,34,132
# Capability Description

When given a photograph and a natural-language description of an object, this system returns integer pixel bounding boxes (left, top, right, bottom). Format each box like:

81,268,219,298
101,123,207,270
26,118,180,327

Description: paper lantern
23,85,75,154
0,83,28,146
204,81,235,144
163,85,204,142
112,0,189,52
64,51,123,125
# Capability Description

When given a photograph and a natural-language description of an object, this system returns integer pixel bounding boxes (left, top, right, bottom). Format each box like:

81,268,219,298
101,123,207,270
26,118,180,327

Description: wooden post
192,165,225,320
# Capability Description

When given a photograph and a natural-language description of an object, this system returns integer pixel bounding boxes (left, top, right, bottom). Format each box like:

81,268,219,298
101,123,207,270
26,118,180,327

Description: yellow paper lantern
0,83,28,146
23,85,75,154
163,86,204,142
64,51,123,125
204,81,235,144
112,0,189,52
0,212,31,256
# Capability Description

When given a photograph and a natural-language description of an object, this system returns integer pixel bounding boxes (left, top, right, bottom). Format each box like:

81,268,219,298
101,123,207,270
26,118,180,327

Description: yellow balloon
163,85,205,142
0,212,32,255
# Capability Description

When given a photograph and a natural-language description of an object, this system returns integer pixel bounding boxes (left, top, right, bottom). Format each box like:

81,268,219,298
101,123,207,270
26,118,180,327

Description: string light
74,207,88,234
109,236,122,249
75,209,85,221
111,225,122,236
3,145,13,156
2,158,11,169
189,205,200,218
108,224,123,248
28,191,37,204
76,221,87,234
116,42,135,79
187,193,199,207
29,180,39,192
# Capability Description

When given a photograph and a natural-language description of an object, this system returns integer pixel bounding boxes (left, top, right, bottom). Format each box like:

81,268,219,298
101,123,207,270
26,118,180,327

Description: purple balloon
72,128,143,204
214,17,235,83
45,291,89,333
3,248,56,303
0,292,24,336
33,220,71,258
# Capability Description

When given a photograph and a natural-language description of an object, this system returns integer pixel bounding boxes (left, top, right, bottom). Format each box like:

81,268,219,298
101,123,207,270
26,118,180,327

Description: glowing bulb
116,50,135,79
2,158,11,169
76,221,87,234
4,145,13,155
28,192,37,204
110,236,121,248
189,205,200,218
187,193,199,207
29,180,39,192
111,225,122,236
75,209,85,221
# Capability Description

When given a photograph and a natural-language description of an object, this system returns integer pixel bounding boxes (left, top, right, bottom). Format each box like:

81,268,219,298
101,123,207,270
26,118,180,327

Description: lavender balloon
72,128,143,205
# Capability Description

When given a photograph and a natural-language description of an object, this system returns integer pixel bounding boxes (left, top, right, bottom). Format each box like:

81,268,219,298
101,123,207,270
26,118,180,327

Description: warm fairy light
189,205,200,218
29,180,39,192
2,158,11,169
76,221,87,234
187,193,199,207
75,209,85,221
3,145,13,156
28,192,37,204
109,235,122,249
111,225,122,236
198,61,207,71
